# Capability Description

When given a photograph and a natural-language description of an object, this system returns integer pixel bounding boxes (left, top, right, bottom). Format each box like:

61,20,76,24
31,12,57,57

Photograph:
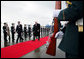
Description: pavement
1,31,65,58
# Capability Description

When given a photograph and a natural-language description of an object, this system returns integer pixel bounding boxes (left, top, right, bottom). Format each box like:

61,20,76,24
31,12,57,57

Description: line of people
3,21,32,43
2,21,50,44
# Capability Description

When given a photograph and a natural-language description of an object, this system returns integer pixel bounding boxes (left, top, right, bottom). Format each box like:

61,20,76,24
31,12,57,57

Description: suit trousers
16,33,23,42
11,33,15,42
4,33,7,42
33,35,40,41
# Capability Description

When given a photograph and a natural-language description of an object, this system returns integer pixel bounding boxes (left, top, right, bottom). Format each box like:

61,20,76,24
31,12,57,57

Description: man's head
4,23,7,26
24,24,26,27
6,23,8,26
18,21,20,25
12,23,14,26
28,25,30,27
35,22,38,24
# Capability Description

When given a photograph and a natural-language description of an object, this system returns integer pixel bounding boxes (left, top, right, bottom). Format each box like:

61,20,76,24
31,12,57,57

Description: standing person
57,1,83,58
40,27,42,37
46,28,49,36
48,28,50,36
11,23,15,42
33,22,40,41
45,28,46,36
43,27,45,37
3,23,8,42
16,21,23,43
28,25,31,40
24,24,27,40
44,27,45,36
6,24,10,43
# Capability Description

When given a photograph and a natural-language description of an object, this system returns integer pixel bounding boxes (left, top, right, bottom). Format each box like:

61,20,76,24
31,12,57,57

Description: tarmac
1,30,65,58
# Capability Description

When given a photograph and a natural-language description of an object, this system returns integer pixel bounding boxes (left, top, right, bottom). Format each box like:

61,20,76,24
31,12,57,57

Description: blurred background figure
40,27,42,37
28,25,31,40
24,24,27,40
6,23,10,43
33,22,40,41
3,23,8,42
43,27,45,37
11,23,16,42
16,21,24,43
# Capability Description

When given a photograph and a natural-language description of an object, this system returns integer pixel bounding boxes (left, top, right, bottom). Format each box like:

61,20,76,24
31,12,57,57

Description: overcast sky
1,1,67,29
1,1,57,27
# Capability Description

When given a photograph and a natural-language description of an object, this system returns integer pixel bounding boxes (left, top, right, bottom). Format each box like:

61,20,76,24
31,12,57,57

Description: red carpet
1,36,49,58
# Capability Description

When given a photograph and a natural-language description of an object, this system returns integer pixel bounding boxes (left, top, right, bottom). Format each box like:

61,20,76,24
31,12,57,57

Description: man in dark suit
33,22,40,41
6,24,10,43
43,27,45,36
28,25,31,40
11,23,15,42
3,23,8,42
57,1,83,58
16,21,23,43
24,24,27,40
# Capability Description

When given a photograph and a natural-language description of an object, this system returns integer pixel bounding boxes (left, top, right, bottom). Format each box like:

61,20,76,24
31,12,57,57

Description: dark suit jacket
11,26,15,34
24,27,27,33
16,24,23,34
28,27,31,34
58,1,83,55
33,23,40,36
3,26,7,34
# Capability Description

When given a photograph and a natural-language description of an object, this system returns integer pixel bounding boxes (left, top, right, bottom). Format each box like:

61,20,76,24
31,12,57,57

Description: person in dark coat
57,1,83,58
40,27,42,37
6,24,10,43
44,27,46,36
3,23,8,42
28,25,31,40
16,21,23,43
24,24,27,40
11,23,15,42
43,27,45,36
33,22,40,41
